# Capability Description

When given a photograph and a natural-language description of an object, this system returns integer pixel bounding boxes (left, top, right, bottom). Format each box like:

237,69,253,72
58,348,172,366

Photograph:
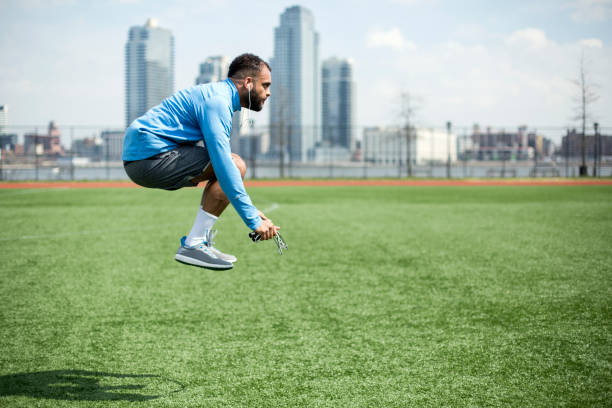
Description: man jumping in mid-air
122,53,279,270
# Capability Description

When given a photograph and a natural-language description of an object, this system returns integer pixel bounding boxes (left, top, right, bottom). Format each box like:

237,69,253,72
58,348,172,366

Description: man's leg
200,154,247,216
176,153,247,269
184,154,247,247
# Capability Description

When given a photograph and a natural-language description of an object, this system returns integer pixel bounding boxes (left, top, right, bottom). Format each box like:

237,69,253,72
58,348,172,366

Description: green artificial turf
0,185,611,407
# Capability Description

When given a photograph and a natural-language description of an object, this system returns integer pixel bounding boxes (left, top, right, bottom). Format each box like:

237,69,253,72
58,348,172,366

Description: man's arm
197,96,262,230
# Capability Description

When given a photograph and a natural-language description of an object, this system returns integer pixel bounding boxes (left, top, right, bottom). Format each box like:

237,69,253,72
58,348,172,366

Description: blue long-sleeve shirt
122,79,262,230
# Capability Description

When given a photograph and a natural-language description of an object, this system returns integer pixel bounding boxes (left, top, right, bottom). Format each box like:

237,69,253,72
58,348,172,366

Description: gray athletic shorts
123,145,211,191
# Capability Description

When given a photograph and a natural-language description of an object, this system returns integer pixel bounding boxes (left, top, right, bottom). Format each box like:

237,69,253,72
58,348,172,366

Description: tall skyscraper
270,5,320,162
195,56,229,85
321,57,356,150
125,18,174,128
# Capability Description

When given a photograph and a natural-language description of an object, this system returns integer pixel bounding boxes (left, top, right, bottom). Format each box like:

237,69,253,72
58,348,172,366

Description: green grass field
1,185,611,407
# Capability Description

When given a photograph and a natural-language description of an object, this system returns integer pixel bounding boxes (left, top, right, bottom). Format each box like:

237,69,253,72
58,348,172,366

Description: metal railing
1,124,610,181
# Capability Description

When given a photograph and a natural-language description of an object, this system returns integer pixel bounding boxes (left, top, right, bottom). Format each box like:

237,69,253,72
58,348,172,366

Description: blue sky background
1,0,610,136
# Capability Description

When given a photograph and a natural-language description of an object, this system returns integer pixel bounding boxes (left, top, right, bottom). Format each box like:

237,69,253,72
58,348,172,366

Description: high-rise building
321,57,355,150
195,56,229,85
195,55,244,153
270,5,320,162
125,18,174,128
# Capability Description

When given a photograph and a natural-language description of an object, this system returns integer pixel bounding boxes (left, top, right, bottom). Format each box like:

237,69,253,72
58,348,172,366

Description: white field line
262,202,279,213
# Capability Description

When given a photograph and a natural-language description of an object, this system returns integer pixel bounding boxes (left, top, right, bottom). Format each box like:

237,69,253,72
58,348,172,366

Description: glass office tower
269,6,320,162
125,18,174,128
322,57,356,150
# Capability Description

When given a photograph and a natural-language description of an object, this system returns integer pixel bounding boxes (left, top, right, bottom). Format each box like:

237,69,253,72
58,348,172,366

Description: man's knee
232,153,247,179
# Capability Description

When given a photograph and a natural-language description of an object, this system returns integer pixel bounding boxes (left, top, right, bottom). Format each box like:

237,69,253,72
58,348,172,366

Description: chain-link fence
0,125,126,181
1,123,611,181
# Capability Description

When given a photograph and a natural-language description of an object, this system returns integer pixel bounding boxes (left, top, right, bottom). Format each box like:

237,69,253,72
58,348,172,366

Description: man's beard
249,93,265,111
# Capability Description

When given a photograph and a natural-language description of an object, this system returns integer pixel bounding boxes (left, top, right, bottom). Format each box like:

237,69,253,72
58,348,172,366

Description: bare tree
571,51,600,176
399,91,420,177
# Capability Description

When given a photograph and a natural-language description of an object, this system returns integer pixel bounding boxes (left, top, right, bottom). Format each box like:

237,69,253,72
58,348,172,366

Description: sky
1,0,611,139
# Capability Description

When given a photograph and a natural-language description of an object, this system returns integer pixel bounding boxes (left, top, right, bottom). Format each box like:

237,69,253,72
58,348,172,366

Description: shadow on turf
0,369,178,401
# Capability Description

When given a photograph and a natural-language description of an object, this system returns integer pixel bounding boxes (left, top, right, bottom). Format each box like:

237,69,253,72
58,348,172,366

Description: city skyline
1,0,611,134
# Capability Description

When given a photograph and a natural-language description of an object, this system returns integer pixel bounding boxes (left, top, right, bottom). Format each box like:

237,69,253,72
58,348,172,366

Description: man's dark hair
228,53,271,79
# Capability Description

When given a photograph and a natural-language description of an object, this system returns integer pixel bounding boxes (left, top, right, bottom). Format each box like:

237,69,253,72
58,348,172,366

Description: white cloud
580,38,604,48
568,0,612,22
362,26,612,129
505,28,550,49
366,28,416,51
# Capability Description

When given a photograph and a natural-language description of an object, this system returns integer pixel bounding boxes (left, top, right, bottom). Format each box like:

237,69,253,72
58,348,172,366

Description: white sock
185,207,217,246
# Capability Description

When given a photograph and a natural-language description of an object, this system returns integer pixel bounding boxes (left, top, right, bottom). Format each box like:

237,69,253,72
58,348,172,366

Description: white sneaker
204,230,237,263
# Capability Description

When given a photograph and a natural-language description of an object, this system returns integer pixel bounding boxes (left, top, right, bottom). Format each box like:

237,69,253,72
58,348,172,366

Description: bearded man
122,53,278,270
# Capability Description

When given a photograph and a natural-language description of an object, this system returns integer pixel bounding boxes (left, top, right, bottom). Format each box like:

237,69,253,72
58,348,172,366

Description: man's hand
254,212,279,240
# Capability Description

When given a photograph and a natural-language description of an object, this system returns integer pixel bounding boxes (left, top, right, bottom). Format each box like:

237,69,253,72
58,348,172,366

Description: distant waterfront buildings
269,5,320,162
560,129,612,158
24,121,64,156
362,127,457,165
101,130,125,161
461,125,552,161
72,137,103,161
125,18,175,128
0,105,16,154
0,134,18,155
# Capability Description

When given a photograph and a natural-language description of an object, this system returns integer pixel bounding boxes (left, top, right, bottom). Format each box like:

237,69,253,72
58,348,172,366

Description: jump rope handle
248,231,289,255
